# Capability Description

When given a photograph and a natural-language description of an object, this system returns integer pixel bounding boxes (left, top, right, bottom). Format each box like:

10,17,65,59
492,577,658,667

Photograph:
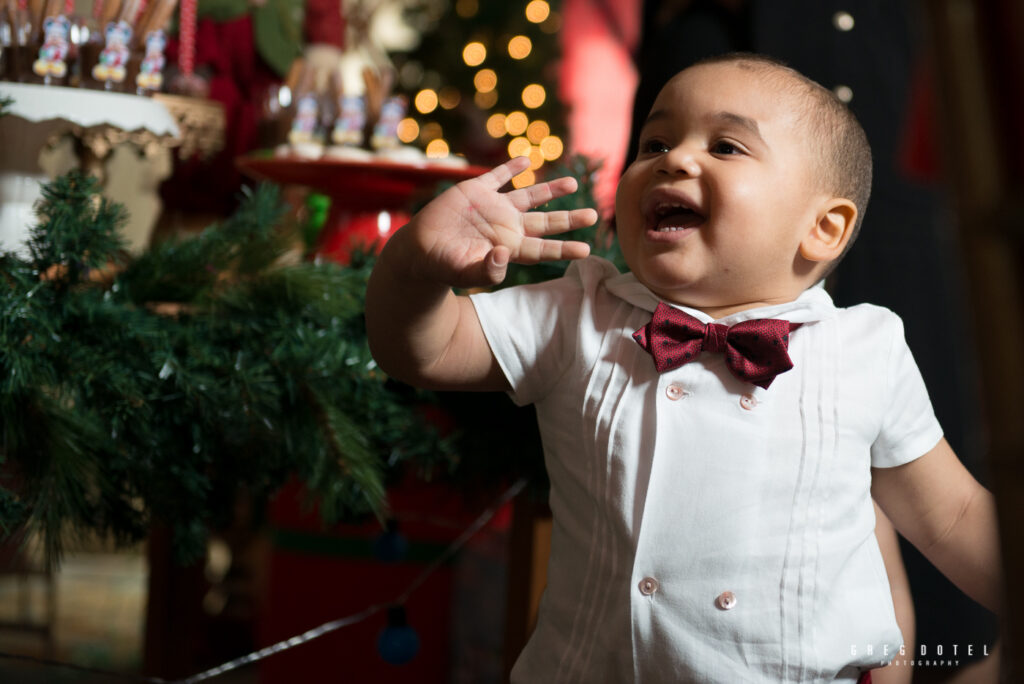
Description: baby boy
365,54,1000,683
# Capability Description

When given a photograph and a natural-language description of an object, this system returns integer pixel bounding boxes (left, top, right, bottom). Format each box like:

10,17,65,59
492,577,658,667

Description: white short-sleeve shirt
469,257,943,684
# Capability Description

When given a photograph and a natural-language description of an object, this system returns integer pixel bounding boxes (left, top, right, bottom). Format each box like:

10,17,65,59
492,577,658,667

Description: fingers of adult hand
515,237,592,264
522,207,600,236
475,157,532,191
506,176,580,211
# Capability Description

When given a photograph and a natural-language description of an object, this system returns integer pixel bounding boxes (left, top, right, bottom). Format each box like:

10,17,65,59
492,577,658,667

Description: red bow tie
632,302,800,389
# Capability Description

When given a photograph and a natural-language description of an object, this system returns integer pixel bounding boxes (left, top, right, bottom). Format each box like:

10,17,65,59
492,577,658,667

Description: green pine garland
0,174,447,565
0,158,618,567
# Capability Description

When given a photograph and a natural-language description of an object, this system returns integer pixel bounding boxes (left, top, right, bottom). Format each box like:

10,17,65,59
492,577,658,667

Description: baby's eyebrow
709,111,766,146
641,108,673,129
641,108,768,148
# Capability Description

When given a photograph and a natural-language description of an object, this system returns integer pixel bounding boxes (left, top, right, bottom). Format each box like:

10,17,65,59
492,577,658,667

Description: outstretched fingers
474,156,532,190
515,236,591,264
522,207,600,237
505,176,583,212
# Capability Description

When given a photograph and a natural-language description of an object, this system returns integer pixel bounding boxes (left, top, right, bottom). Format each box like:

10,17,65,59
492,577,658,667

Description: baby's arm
365,157,598,391
870,504,914,684
871,438,1001,612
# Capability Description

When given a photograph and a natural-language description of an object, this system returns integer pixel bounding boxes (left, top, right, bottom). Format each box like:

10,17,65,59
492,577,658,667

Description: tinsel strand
0,478,527,682
178,477,526,683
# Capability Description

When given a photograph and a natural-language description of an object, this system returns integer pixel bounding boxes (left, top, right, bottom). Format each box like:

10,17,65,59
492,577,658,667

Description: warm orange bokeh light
507,136,531,159
540,135,564,161
438,86,461,110
474,68,497,93
522,84,546,109
508,35,532,60
486,113,507,138
512,168,536,188
528,145,544,170
462,41,486,67
420,122,443,143
505,111,528,136
397,118,419,143
414,89,438,114
525,0,550,23
474,90,498,109
426,139,451,158
526,120,550,144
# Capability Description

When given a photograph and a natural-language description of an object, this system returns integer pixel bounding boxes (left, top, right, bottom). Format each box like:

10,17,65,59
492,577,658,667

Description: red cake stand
236,155,489,263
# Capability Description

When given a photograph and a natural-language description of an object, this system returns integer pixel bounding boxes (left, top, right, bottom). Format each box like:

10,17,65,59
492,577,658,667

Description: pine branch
0,157,604,566
27,172,127,287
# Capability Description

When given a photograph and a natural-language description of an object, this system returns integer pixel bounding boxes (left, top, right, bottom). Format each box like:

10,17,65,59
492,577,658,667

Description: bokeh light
426,139,451,158
486,113,507,138
526,120,550,144
414,89,438,114
541,11,562,34
508,136,531,158
540,135,564,161
512,168,536,188
455,0,478,18
528,146,544,170
438,86,461,110
474,68,497,93
462,41,487,67
508,35,532,60
525,0,550,23
397,118,420,143
522,84,546,109
420,122,443,143
474,90,498,109
505,111,528,135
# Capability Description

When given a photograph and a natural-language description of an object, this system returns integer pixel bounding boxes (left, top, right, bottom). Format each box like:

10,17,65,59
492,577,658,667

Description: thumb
483,246,510,285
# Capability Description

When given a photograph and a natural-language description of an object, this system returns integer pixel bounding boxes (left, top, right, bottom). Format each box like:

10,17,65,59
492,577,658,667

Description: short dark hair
691,53,873,269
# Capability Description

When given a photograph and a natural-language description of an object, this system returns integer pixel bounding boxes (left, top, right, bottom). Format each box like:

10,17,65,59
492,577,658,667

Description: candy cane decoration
178,0,195,76
64,0,73,15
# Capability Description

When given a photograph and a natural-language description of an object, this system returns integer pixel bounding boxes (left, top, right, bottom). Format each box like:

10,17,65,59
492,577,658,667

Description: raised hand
402,156,598,288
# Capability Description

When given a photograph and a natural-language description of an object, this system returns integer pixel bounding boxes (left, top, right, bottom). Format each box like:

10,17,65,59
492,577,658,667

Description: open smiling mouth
651,203,705,232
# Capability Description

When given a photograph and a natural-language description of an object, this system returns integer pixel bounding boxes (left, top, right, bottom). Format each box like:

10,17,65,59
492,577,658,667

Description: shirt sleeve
870,313,944,468
469,258,606,407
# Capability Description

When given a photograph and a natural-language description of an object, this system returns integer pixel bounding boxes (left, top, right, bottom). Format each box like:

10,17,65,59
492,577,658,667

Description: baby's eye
640,139,671,154
710,140,743,155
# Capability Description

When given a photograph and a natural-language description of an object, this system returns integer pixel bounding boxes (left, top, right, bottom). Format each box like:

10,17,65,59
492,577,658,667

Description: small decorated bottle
134,30,166,94
371,95,406,150
32,15,71,85
331,95,366,147
287,91,325,158
92,20,132,90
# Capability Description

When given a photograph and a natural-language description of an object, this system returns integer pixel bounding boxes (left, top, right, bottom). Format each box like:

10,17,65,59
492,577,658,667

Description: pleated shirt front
469,257,942,683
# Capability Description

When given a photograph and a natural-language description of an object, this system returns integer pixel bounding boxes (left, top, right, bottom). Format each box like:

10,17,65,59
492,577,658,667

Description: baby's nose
659,144,700,176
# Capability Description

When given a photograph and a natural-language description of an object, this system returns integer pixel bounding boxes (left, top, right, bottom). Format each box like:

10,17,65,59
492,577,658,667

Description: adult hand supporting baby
365,156,598,391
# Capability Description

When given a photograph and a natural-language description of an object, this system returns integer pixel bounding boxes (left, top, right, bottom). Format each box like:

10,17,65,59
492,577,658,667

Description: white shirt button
716,591,737,610
833,84,854,103
665,383,686,401
638,577,660,596
832,11,855,31
739,394,757,410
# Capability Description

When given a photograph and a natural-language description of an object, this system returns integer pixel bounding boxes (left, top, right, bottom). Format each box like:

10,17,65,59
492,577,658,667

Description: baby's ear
799,198,857,263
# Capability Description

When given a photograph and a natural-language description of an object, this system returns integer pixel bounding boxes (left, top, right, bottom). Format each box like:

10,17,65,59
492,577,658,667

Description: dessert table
0,82,180,253
236,155,489,261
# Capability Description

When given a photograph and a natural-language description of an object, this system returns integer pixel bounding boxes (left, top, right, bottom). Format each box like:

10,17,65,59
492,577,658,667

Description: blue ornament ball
373,520,409,563
378,606,420,665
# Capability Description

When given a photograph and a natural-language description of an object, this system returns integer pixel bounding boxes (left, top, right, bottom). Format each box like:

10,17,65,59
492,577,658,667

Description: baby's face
616,62,830,316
